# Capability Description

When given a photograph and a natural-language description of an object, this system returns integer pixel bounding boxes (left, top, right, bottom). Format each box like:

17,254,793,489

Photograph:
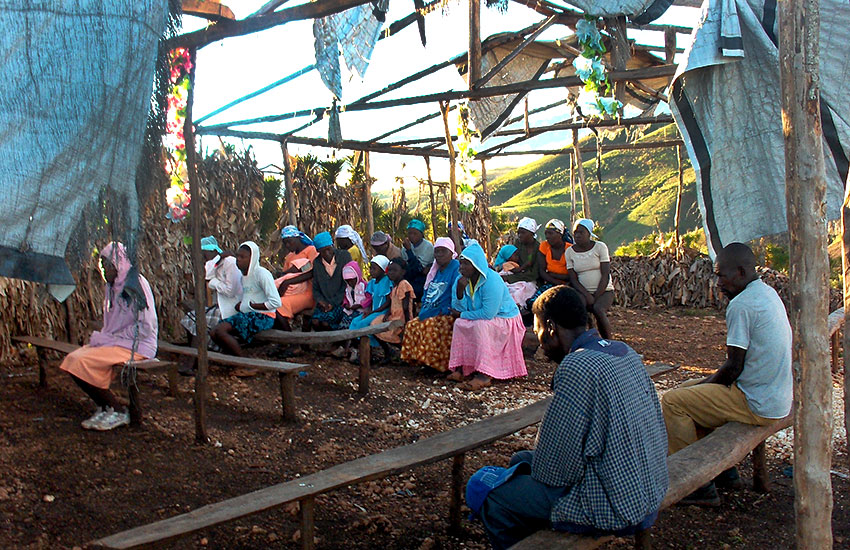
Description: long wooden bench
87,362,676,550
156,341,307,422
12,336,178,426
255,319,403,394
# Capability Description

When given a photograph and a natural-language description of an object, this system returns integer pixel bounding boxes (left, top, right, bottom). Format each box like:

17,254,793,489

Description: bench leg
449,453,465,534
752,441,770,493
36,348,47,388
280,372,296,422
358,336,370,395
167,364,179,397
634,527,652,549
128,383,142,426
300,496,315,550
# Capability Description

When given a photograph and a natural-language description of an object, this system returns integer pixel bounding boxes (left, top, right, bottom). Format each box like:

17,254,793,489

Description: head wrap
335,224,369,263
494,244,518,271
447,221,469,238
573,218,599,239
371,254,390,272
369,231,392,247
424,237,458,290
313,231,334,250
545,219,566,234
280,225,313,246
517,217,540,234
200,236,222,254
342,260,364,282
407,219,426,234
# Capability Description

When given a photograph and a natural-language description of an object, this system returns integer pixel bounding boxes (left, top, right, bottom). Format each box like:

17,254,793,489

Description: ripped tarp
314,4,382,99
669,0,850,256
0,0,168,300
557,0,673,24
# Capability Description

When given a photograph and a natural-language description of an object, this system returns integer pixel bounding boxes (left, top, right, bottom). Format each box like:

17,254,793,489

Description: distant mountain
488,124,702,252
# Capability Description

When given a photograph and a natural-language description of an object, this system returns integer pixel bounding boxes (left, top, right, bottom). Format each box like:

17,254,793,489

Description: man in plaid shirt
471,286,668,549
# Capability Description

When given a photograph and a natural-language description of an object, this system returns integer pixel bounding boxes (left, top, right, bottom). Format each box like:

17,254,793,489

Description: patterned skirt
525,283,557,310
339,311,359,329
312,305,344,328
400,315,455,372
221,311,275,343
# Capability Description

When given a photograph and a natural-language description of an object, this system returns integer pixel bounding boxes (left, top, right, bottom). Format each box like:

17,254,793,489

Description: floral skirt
312,305,344,328
221,311,275,343
400,315,455,372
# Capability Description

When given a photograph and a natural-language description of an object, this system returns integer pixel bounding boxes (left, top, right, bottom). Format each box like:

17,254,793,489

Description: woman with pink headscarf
60,242,158,431
400,237,460,372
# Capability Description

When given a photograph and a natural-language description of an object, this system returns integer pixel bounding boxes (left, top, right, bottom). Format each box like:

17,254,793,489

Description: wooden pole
664,27,677,64
842,169,850,472
605,16,630,111
439,101,461,251
425,156,438,240
572,128,590,218
184,48,210,444
468,0,481,91
364,151,374,238
569,154,576,225
779,0,833,545
281,140,297,225
481,159,490,258
674,144,684,248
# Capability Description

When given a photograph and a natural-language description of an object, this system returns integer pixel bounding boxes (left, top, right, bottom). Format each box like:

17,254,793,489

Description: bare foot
446,370,466,382
458,375,491,391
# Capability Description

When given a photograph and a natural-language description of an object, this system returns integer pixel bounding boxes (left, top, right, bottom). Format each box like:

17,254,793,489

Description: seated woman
311,231,352,331
526,218,571,309
178,235,242,374
400,237,460,372
372,258,414,362
275,225,319,331
403,219,434,299
565,218,615,339
60,242,158,431
496,246,538,309
447,242,527,391
348,255,393,361
370,231,403,260
210,242,281,364
502,217,540,282
335,224,369,275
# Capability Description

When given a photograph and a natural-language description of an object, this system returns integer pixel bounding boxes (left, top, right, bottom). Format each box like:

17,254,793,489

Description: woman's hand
583,292,595,306
449,309,461,319
457,276,468,292
402,237,412,250
318,301,331,312
235,301,241,312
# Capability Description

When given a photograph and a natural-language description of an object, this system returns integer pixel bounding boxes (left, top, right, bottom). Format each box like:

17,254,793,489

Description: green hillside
489,124,701,252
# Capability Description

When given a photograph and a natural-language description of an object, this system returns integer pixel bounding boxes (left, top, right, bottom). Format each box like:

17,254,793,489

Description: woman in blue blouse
400,237,461,372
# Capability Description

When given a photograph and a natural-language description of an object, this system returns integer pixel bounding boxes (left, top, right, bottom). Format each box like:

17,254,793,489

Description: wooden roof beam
476,138,684,158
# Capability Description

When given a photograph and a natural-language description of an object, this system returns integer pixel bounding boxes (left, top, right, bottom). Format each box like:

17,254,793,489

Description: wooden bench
508,415,793,549
156,341,307,422
87,362,676,550
12,336,178,426
255,319,404,394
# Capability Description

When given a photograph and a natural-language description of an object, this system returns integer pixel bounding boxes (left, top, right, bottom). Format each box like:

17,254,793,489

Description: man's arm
701,345,747,386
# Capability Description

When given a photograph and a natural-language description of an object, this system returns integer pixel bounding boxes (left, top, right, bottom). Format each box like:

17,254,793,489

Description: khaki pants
661,379,773,454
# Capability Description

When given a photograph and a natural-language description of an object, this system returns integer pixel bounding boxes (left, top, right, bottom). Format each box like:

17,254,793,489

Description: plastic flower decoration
164,48,193,222
457,183,476,213
571,17,621,120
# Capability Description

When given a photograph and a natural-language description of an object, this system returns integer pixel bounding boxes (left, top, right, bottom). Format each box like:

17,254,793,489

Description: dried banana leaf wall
0,150,267,364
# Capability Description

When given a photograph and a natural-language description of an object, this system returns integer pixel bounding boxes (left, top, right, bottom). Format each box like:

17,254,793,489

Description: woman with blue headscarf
403,218,434,299
275,225,319,331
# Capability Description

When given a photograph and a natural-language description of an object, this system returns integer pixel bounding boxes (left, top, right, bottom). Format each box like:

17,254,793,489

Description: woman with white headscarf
335,224,369,275
525,218,572,310
565,218,615,338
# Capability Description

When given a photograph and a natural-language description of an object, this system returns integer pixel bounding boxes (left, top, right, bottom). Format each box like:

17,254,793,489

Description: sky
186,0,700,192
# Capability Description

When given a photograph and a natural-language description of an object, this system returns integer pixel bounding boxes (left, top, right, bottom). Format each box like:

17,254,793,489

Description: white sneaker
81,407,106,430
93,407,130,431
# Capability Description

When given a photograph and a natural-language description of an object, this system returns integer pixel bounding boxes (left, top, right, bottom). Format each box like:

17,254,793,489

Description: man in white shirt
661,242,792,505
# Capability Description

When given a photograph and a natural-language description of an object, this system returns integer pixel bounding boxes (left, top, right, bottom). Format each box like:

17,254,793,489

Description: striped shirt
532,330,668,530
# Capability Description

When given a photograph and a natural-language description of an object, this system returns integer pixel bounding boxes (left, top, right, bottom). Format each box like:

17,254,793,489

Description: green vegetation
488,124,701,252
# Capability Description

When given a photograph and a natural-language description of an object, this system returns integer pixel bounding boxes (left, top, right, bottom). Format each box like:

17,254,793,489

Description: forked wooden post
184,47,210,444
779,0,833,545
358,336,371,394
572,128,590,218
300,496,315,550
449,453,465,534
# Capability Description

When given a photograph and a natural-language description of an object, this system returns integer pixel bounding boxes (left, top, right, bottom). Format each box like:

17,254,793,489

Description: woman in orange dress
275,225,319,331
526,219,571,309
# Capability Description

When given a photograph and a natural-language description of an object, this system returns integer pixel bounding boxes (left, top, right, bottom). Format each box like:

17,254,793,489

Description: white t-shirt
726,278,793,419
564,241,614,293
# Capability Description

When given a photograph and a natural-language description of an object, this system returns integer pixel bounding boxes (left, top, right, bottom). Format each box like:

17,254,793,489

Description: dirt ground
1,306,847,550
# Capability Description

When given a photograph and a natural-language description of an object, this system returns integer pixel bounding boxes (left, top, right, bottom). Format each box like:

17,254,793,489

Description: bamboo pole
439,101,461,251
364,151,374,238
674,144,684,248
425,156,438,241
569,154,576,225
184,48,209,444
281,140,297,225
468,0,481,91
572,128,590,218
779,0,833,546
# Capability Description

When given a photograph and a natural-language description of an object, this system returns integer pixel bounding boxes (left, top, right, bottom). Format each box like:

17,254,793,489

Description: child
347,255,393,362
331,261,371,358
372,257,414,362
